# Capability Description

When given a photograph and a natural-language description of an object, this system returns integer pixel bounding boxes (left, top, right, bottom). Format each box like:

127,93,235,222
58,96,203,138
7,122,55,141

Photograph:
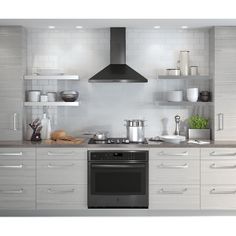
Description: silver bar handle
210,151,236,157
47,188,75,194
210,188,236,195
13,113,17,131
210,163,236,169
0,152,23,156
159,163,188,169
218,113,224,131
47,151,75,156
159,188,187,195
91,164,146,168
47,163,74,168
0,164,23,168
159,151,189,156
0,189,24,194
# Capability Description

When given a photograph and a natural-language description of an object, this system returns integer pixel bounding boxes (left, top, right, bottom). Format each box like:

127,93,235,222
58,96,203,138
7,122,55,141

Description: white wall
26,28,210,138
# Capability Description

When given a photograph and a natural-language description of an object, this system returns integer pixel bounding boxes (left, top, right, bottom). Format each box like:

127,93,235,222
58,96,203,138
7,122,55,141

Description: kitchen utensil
159,135,186,144
29,119,42,142
167,90,183,102
125,119,145,143
166,69,181,76
174,115,181,135
179,50,190,76
190,66,198,76
47,92,57,102
60,91,79,102
199,91,211,102
40,95,48,102
27,90,41,102
93,132,107,141
187,88,199,102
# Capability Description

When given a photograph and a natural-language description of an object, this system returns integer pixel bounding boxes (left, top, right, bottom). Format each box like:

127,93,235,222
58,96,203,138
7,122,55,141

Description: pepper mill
174,115,181,136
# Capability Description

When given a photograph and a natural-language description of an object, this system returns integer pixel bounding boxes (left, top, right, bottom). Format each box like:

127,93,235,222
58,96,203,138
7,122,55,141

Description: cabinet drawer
0,148,35,160
149,185,200,209
37,148,87,160
0,185,35,209
150,148,200,160
201,185,236,209
201,148,236,160
0,160,35,184
202,160,236,184
149,160,199,184
37,185,86,209
37,160,86,184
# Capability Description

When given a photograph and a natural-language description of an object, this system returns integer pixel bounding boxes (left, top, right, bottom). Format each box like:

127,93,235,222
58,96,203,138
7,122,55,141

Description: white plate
159,135,186,144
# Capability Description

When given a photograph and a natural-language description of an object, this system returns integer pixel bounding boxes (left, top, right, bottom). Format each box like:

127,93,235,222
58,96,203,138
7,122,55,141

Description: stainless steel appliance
88,150,149,208
125,119,145,143
88,137,148,144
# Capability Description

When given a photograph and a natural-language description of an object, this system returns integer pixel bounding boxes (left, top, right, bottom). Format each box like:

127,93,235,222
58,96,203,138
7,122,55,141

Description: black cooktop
88,138,148,145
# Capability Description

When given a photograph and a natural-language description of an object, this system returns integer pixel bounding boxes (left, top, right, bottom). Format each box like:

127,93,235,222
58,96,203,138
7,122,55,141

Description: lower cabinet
37,185,86,209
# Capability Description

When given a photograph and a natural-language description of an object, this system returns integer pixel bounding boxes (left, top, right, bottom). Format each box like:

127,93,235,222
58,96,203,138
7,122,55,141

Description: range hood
89,28,148,83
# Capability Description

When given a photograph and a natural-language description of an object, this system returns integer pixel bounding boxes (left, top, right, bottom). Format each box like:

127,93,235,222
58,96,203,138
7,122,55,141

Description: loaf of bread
51,130,67,141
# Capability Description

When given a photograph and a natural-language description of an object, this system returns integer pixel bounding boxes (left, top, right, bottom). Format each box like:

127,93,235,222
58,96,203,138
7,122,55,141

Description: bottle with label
41,113,52,140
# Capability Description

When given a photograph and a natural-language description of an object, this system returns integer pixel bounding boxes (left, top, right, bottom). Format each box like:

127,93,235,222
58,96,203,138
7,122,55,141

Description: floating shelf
24,75,79,80
158,75,211,80
156,101,213,106
24,101,79,107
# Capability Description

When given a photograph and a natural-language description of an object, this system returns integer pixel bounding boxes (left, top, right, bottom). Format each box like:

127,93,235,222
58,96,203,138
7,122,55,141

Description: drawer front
0,148,35,160
0,185,35,209
201,148,236,160
150,160,200,184
150,148,200,160
37,185,86,209
149,185,200,209
201,185,236,209
202,160,236,184
37,160,86,184
37,148,87,160
0,160,35,184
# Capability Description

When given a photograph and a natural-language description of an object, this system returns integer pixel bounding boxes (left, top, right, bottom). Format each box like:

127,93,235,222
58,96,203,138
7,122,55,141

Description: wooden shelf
24,75,79,80
156,101,213,106
158,75,211,80
24,101,79,107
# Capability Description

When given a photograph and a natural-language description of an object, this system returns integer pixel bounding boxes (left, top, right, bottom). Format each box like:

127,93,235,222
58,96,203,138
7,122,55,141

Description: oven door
88,162,148,208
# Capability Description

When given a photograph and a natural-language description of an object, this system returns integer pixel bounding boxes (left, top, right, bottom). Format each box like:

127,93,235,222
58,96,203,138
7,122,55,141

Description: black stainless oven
88,150,148,208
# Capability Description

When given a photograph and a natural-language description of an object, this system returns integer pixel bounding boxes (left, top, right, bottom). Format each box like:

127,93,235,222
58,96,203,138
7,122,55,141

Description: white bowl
160,135,186,144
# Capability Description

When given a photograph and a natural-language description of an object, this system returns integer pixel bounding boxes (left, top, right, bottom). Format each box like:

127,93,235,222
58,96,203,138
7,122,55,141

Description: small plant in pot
188,115,211,140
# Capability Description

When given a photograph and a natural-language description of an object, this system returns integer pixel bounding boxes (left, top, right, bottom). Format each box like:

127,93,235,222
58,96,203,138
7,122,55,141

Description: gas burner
88,138,148,144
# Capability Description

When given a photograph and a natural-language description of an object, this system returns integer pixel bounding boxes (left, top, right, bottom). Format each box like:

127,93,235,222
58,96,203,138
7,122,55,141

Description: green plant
188,115,209,129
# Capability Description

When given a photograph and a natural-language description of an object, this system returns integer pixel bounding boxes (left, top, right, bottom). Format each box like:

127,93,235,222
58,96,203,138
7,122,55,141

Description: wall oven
88,150,148,208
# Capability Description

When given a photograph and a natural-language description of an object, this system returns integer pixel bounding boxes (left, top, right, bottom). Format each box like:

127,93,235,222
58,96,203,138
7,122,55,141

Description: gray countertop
1,140,236,148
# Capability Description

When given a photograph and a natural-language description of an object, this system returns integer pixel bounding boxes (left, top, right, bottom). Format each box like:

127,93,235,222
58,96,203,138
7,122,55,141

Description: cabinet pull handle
0,189,24,194
159,188,187,195
210,188,236,195
47,188,75,194
218,113,224,131
210,151,236,157
159,163,188,169
0,164,23,168
13,113,17,131
0,152,23,156
47,163,74,168
47,151,75,156
210,163,236,169
159,151,189,156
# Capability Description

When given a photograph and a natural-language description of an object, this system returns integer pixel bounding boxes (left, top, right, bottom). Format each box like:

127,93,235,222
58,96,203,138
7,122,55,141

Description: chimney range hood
89,28,148,83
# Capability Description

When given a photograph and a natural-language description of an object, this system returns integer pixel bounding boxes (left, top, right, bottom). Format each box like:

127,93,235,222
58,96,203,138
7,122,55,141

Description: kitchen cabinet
201,148,236,209
149,148,200,209
36,148,87,210
0,26,26,141
211,27,236,140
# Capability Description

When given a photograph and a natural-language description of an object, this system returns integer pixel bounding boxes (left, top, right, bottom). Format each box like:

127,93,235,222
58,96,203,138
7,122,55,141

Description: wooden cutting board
44,138,84,145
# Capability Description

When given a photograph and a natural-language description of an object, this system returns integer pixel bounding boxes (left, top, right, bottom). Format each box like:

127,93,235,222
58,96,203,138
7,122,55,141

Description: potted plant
188,115,211,140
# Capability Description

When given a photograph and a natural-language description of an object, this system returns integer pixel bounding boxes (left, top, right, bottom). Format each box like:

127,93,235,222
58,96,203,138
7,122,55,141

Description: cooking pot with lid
125,119,145,143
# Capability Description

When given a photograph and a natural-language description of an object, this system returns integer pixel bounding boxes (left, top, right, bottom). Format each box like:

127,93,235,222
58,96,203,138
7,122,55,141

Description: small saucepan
93,132,107,141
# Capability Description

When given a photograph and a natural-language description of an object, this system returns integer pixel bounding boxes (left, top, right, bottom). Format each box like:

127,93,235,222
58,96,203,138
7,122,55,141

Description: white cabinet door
201,148,236,160
149,185,200,209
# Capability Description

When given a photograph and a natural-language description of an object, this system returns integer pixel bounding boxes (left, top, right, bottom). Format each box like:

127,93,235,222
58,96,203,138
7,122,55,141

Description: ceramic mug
187,88,199,102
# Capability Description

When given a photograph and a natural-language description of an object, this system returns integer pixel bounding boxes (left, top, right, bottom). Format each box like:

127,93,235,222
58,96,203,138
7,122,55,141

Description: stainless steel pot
93,132,107,141
125,119,145,143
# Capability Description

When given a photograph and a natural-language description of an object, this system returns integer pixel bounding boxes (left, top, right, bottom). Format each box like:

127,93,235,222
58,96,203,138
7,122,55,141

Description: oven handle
91,164,146,168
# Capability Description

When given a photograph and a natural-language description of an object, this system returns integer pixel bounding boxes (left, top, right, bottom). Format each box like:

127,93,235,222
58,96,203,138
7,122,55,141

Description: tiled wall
26,28,210,138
